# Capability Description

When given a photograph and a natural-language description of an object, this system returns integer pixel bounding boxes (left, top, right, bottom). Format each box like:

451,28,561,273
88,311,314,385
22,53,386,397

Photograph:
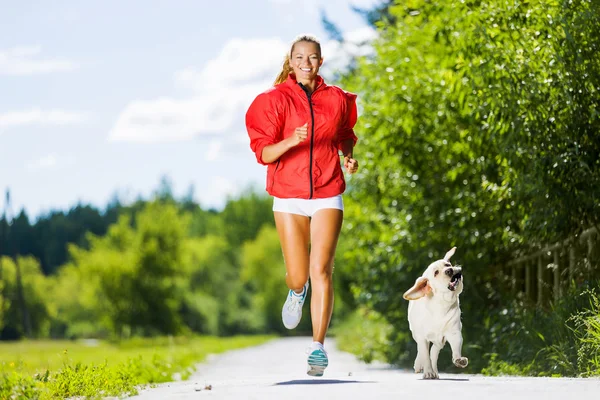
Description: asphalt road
131,337,600,400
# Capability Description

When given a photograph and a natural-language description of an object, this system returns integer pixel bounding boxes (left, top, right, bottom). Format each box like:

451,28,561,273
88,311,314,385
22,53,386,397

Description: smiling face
289,40,323,84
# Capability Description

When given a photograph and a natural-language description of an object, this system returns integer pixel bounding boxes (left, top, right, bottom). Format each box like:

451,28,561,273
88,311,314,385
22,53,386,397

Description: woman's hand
288,122,308,147
261,123,308,164
344,155,359,174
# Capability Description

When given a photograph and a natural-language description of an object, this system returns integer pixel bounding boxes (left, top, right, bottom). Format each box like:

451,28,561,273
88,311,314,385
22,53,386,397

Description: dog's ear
443,246,457,261
403,277,431,301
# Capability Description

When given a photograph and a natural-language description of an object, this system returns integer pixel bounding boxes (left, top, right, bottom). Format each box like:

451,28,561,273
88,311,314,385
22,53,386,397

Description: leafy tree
239,226,291,333
59,202,188,337
219,190,274,248
334,0,600,367
0,256,51,339
178,235,241,335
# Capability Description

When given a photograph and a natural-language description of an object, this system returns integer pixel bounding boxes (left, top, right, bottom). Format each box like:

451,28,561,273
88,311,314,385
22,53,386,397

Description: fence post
537,255,543,306
525,260,532,301
569,246,576,285
553,251,560,302
511,265,517,293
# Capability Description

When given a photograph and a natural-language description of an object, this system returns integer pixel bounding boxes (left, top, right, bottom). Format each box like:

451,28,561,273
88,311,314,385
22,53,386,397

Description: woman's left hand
344,156,359,174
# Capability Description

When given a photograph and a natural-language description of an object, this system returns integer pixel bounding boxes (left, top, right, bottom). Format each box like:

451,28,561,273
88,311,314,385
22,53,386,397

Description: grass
0,335,274,399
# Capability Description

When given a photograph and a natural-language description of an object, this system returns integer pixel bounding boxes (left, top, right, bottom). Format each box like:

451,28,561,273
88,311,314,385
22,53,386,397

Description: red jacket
246,74,358,199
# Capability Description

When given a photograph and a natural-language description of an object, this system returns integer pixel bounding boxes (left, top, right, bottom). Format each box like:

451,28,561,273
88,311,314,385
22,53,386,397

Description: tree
239,226,291,333
0,256,51,339
59,201,189,337
334,0,600,367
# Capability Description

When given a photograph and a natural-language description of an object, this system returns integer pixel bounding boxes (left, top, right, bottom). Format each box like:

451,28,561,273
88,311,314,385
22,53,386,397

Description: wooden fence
505,227,599,306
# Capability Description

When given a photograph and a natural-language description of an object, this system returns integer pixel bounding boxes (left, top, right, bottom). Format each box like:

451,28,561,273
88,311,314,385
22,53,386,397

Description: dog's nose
445,268,453,277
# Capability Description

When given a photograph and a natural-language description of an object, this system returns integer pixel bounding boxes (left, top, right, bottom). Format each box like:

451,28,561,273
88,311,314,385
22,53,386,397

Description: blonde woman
246,34,359,376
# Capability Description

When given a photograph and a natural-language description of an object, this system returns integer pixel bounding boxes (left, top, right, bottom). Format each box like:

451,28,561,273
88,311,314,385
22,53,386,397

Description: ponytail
273,34,322,86
274,55,292,85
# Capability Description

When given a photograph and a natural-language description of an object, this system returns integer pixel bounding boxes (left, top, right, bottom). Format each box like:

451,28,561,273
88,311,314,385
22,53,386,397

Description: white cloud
110,37,288,144
0,46,77,75
320,27,377,75
27,154,58,170
109,29,377,155
108,82,267,143
26,153,75,171
0,109,88,130
175,38,287,92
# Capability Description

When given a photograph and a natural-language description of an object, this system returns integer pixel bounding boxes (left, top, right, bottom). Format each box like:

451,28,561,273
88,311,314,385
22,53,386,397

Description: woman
245,34,359,377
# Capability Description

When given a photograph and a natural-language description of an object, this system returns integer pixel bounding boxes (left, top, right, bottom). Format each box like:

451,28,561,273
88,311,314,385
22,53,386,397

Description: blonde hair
274,34,322,85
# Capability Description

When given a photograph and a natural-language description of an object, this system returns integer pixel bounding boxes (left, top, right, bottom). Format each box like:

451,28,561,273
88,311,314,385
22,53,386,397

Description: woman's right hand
261,122,308,164
288,122,308,147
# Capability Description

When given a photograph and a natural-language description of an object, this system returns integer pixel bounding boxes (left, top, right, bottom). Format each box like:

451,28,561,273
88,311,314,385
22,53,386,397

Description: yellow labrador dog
403,247,468,379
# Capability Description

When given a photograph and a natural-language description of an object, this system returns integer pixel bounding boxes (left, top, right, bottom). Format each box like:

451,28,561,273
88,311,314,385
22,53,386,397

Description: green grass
0,335,273,399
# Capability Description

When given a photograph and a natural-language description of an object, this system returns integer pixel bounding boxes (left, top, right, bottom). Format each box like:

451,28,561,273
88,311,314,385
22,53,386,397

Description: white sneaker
281,281,309,329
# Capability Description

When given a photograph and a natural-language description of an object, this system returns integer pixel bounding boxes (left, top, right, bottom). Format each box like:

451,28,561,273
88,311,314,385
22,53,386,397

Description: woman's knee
286,270,309,291
310,262,334,283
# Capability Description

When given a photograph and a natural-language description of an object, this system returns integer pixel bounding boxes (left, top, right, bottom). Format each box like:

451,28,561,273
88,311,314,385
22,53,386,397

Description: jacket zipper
299,83,316,199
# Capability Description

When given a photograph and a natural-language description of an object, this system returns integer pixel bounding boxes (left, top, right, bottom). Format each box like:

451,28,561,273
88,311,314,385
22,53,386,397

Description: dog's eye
434,270,439,276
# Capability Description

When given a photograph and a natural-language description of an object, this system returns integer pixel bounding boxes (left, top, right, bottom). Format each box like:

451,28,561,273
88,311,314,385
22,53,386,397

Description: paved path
131,337,600,400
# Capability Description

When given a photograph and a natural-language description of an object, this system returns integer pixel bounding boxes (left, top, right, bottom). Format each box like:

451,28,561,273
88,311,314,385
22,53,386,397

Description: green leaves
335,0,600,369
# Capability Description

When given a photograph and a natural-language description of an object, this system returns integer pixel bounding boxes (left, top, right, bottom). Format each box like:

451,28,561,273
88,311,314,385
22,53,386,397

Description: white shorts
273,195,344,218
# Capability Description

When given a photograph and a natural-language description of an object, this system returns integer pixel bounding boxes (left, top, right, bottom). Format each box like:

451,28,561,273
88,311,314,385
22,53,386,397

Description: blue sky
0,0,378,219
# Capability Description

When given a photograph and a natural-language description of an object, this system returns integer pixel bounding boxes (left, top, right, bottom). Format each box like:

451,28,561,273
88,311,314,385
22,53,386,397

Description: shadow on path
421,378,470,382
275,379,375,386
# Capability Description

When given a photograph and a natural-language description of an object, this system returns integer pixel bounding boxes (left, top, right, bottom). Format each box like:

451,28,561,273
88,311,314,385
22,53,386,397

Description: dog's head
402,247,464,301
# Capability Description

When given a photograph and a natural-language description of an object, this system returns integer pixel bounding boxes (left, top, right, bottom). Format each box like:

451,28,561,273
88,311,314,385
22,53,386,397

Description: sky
0,0,379,220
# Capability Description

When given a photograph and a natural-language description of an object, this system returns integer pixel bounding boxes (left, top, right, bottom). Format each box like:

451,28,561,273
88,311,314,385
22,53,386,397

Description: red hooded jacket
246,74,358,199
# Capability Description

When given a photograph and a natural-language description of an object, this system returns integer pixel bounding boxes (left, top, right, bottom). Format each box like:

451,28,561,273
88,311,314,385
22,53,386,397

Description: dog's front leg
447,331,468,368
413,339,426,373
429,342,442,379
417,340,437,379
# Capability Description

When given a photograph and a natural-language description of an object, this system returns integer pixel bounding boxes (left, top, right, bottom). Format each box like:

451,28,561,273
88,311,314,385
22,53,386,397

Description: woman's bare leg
274,212,311,292
308,208,343,344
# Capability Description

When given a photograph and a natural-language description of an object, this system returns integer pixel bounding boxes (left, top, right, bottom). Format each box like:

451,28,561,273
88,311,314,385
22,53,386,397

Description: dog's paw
454,357,469,368
413,361,424,373
422,369,439,380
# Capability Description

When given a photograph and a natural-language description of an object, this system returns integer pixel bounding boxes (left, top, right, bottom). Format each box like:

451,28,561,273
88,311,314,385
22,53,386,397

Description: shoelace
286,292,303,312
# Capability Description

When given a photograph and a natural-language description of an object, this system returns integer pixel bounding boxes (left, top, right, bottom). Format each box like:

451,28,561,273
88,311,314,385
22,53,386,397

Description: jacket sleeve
337,90,358,151
245,92,282,165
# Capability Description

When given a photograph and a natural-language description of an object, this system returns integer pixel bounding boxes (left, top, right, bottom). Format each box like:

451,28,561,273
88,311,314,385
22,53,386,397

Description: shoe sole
307,351,328,377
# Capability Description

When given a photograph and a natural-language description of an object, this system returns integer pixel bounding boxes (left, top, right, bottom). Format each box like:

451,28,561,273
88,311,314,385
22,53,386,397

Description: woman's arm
261,122,308,164
340,138,359,174
261,137,296,164
339,138,354,159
